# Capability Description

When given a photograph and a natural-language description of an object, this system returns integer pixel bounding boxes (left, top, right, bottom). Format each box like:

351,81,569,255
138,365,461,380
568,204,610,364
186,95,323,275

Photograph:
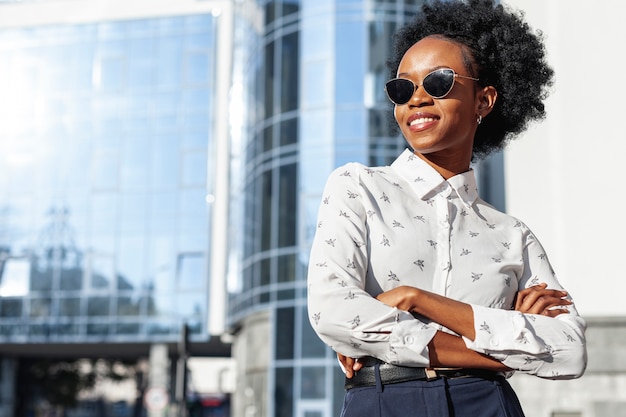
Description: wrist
409,286,422,314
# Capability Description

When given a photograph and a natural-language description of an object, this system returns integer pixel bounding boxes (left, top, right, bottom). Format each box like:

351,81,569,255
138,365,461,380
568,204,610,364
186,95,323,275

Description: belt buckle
425,368,439,381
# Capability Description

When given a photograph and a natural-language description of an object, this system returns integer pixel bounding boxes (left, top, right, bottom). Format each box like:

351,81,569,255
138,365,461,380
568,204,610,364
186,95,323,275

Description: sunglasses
385,68,479,104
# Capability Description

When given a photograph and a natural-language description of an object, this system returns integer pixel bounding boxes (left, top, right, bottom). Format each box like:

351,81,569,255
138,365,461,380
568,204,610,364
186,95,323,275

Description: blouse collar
390,149,479,208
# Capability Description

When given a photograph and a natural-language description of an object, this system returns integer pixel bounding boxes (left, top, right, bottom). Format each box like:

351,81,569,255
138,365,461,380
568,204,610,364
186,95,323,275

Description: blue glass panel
157,16,185,34
182,132,209,148
87,296,110,316
175,292,205,317
120,193,148,233
301,59,330,108
121,136,151,190
116,293,142,316
156,36,183,86
98,55,126,91
30,297,52,317
180,189,208,216
177,253,205,290
58,298,81,316
182,88,210,110
148,236,175,292
90,193,118,235
150,295,175,317
89,250,115,290
151,136,179,190
335,21,365,103
117,235,145,289
178,215,208,252
185,51,211,85
181,150,207,187
185,15,215,32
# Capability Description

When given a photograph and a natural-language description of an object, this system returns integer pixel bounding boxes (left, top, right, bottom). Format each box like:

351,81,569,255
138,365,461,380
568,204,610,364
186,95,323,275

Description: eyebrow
397,65,451,78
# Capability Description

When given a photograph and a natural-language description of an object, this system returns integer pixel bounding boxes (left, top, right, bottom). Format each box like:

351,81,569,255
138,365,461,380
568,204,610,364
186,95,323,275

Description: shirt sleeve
307,165,437,366
463,222,587,379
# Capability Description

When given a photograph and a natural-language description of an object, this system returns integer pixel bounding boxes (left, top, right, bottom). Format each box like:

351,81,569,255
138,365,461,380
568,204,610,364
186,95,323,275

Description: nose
409,83,433,106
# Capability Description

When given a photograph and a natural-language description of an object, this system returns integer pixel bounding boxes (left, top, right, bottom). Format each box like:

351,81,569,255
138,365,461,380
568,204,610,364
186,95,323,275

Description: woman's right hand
338,353,363,378
514,282,572,317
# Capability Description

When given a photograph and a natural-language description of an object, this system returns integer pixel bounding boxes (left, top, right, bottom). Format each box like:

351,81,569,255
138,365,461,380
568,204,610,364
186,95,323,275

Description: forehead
398,37,468,75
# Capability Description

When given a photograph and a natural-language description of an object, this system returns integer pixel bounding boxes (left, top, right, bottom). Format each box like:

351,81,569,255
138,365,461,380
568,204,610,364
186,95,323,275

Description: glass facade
228,1,425,416
0,13,220,343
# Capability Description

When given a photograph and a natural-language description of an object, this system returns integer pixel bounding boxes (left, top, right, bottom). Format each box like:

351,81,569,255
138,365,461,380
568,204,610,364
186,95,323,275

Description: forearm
428,331,510,371
394,286,476,340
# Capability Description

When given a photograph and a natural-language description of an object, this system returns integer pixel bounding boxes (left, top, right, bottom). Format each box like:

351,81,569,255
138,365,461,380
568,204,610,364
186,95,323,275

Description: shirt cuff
463,304,547,356
387,313,438,366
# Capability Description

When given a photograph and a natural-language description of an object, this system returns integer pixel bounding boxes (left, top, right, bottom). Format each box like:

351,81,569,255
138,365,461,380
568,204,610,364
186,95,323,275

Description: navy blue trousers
341,369,525,417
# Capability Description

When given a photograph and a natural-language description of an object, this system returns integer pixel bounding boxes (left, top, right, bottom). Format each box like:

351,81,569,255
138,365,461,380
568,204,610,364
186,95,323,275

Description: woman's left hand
514,282,572,317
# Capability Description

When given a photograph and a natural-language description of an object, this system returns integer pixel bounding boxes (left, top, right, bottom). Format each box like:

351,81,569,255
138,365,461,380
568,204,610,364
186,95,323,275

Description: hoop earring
477,115,482,125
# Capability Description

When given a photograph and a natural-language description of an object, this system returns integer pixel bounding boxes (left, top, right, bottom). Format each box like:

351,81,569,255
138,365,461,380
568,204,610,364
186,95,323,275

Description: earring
477,115,482,125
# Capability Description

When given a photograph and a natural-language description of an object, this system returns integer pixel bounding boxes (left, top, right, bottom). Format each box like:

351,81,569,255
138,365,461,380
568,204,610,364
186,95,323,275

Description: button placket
433,185,453,296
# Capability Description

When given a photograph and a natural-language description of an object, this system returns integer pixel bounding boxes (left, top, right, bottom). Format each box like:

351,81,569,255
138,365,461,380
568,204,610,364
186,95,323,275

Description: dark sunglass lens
423,69,455,98
385,79,415,104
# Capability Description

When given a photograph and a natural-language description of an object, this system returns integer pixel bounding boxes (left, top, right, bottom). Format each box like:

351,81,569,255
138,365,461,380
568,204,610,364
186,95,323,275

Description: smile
409,117,437,126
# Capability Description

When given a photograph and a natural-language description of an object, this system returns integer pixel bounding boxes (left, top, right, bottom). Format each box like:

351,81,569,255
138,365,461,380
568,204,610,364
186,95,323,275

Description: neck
414,151,471,180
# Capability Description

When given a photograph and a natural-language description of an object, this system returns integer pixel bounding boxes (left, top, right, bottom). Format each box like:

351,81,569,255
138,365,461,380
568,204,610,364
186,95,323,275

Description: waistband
344,363,501,390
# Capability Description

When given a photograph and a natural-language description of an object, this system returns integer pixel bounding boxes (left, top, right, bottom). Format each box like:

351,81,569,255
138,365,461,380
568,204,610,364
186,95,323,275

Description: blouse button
490,337,500,347
404,336,415,345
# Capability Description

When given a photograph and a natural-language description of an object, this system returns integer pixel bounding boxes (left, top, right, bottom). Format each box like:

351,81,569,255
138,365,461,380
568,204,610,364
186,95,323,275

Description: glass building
0,0,233,414
228,1,427,416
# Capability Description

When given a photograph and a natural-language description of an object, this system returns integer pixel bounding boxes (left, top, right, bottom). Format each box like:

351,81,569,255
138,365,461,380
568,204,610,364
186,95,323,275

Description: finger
516,286,568,314
515,283,547,310
344,357,357,378
522,295,571,315
542,308,571,318
337,353,351,377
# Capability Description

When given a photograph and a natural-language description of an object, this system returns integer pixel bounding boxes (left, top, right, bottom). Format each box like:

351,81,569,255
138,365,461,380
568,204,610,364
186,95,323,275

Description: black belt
345,363,501,390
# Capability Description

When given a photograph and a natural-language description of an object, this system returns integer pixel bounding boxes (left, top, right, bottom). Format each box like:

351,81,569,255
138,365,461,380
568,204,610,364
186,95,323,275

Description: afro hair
389,0,554,159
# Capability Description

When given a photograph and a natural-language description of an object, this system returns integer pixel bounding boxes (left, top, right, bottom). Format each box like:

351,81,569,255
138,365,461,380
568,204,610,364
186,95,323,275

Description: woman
307,1,587,416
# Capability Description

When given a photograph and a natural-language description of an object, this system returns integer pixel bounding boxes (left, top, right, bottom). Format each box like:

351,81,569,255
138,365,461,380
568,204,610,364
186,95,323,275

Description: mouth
409,117,437,126
407,113,439,130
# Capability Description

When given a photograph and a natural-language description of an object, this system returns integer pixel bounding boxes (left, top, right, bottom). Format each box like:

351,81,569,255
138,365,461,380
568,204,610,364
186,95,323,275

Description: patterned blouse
307,149,586,379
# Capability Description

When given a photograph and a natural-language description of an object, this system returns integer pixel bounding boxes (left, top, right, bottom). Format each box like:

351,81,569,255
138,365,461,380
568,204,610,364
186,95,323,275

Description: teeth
410,117,435,125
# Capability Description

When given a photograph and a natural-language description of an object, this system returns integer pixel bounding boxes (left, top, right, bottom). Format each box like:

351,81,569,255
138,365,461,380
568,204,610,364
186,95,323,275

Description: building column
145,344,171,417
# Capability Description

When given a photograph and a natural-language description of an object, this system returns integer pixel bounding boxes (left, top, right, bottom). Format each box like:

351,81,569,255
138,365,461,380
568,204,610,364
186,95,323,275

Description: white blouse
307,149,586,379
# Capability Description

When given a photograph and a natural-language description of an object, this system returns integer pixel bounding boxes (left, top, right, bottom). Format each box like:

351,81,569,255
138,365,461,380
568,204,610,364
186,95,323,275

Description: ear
476,86,497,118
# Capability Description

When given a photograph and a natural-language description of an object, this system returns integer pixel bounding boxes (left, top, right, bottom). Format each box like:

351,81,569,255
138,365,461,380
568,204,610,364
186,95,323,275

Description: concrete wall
503,1,626,319
232,310,271,417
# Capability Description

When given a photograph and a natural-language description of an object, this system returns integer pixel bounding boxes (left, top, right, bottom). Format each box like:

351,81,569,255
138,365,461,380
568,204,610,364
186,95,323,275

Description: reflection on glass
278,164,296,248
59,298,81,316
274,367,293,417
275,307,294,360
117,294,142,316
177,253,204,290
0,13,216,342
300,367,326,399
185,51,210,85
175,292,205,319
87,296,110,317
181,150,207,187
30,297,51,317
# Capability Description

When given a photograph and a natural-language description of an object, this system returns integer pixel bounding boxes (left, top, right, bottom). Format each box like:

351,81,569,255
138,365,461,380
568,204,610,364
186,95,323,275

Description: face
393,37,484,165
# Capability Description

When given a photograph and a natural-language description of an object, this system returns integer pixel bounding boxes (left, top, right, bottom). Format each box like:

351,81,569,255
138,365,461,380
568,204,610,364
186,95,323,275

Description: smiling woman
307,1,586,417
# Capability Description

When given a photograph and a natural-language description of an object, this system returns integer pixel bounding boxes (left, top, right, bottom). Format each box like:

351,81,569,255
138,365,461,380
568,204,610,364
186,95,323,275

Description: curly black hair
389,0,554,159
